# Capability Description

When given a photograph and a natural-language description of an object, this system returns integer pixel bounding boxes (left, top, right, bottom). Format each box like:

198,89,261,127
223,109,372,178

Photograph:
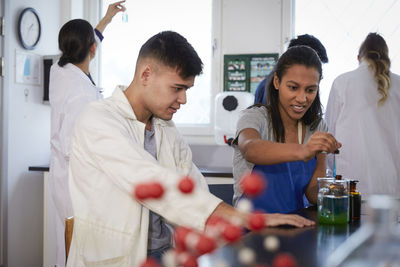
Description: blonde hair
358,33,391,106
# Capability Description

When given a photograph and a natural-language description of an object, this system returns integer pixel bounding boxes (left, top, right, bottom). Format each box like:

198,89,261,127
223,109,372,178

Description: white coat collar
358,59,369,69
59,62,94,84
111,86,171,127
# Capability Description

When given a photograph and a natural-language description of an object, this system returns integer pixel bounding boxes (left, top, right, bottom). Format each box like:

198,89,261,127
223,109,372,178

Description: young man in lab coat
66,31,313,266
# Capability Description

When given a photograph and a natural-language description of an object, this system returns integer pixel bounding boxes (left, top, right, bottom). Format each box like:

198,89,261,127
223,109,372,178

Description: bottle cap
349,180,359,192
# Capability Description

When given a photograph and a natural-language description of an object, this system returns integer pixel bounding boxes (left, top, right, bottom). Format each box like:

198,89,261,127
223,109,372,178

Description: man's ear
273,73,279,90
140,65,151,84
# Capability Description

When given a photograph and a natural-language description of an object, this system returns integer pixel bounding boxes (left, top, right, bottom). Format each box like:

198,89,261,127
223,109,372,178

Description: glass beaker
317,178,349,224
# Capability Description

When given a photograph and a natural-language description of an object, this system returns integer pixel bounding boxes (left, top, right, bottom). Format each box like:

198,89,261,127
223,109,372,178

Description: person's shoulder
390,72,400,83
241,105,268,117
78,98,107,120
237,106,269,130
333,69,356,83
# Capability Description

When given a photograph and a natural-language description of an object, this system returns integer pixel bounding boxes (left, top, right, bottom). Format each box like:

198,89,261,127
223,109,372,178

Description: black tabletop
199,205,364,267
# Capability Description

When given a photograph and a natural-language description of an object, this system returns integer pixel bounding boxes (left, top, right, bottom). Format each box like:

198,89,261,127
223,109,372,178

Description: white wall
3,0,60,266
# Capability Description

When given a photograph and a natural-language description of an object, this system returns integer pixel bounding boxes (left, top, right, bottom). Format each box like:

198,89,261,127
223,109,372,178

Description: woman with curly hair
325,32,400,199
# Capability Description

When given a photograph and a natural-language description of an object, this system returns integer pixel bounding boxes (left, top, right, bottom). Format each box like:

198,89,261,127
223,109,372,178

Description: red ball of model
149,182,164,199
179,253,198,267
273,252,297,267
240,173,266,197
134,184,151,200
195,235,216,255
222,224,242,242
174,226,191,250
178,176,195,194
134,182,164,200
249,212,266,231
140,257,161,267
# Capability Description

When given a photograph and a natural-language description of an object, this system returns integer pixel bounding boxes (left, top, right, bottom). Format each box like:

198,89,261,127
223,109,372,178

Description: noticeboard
224,53,278,94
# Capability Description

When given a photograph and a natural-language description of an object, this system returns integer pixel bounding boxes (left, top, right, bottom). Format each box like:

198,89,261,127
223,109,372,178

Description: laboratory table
199,205,365,267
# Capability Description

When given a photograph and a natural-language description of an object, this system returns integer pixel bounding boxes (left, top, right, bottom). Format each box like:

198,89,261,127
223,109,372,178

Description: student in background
325,32,400,199
66,31,314,266
254,34,328,105
49,2,125,266
233,46,341,213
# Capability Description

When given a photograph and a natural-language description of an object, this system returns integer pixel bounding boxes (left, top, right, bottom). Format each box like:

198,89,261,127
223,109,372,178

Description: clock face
18,8,41,50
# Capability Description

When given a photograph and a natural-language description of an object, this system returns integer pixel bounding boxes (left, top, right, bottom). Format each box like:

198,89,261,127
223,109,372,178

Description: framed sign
15,50,41,85
224,53,278,94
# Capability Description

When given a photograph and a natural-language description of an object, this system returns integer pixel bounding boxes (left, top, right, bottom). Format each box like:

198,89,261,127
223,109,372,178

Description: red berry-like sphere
149,182,164,199
134,184,150,200
249,212,265,231
139,257,161,267
273,252,297,267
195,235,216,255
240,173,266,197
222,224,242,242
178,176,195,194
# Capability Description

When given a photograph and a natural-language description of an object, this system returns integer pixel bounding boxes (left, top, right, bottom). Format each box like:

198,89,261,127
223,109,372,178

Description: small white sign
15,50,41,85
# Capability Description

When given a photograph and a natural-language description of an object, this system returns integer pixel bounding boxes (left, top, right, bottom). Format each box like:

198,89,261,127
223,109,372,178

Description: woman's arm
95,1,126,33
238,128,340,165
305,153,326,204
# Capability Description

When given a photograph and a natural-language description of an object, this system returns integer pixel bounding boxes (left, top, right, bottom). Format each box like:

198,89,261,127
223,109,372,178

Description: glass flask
317,178,349,225
326,195,400,267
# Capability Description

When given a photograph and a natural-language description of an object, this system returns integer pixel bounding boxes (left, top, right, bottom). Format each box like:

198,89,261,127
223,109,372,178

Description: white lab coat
67,87,222,267
49,62,102,266
325,60,400,199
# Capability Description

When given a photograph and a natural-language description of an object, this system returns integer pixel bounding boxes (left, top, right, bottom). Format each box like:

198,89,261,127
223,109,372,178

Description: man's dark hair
138,31,203,78
58,19,95,67
289,34,329,63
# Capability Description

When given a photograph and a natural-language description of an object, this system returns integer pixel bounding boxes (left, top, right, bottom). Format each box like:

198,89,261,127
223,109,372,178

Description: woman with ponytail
325,33,400,200
49,2,125,266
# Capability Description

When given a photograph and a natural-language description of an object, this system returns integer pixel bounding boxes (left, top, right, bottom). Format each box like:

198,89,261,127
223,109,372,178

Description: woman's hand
300,131,341,161
96,1,126,33
103,0,126,23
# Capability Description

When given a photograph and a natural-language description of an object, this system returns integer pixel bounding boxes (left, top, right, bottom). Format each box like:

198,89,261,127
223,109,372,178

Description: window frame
88,0,220,140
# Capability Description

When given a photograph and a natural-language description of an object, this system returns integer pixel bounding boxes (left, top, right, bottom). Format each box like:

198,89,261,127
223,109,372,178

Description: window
100,0,213,127
295,0,400,109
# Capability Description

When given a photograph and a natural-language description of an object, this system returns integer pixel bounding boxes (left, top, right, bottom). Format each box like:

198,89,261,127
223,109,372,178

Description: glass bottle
326,195,400,267
349,180,361,221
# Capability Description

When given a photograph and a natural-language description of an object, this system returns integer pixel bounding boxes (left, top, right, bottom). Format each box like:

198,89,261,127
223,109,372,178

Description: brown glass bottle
349,180,361,221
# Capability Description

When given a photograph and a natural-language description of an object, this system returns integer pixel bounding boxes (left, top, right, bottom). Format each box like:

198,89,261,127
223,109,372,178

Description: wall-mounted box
43,55,60,103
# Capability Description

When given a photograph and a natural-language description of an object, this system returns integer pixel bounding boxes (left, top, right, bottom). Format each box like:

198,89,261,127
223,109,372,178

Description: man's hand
264,213,315,228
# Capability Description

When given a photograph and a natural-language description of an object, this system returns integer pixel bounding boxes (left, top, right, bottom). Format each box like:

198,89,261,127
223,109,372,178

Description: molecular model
134,173,297,267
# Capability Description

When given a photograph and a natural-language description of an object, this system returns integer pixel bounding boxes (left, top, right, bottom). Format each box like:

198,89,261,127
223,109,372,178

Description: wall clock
18,7,41,50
